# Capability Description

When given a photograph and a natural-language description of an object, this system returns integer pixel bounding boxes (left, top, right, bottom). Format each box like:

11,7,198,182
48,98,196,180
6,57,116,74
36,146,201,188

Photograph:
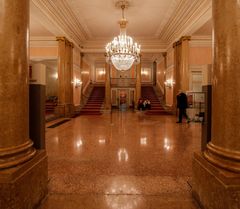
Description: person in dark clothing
176,90,190,123
138,98,144,110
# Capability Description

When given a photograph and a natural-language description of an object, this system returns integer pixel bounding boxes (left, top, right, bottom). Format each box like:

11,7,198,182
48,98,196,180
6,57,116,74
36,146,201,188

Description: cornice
190,35,212,47
30,36,58,47
31,0,90,45
81,38,167,53
159,0,212,45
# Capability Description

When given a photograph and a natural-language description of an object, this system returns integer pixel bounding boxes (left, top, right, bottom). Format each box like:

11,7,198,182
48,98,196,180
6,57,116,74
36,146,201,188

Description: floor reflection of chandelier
105,1,141,71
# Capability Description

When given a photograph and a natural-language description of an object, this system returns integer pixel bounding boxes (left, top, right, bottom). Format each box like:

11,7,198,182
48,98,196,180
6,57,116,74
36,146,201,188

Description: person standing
176,90,190,123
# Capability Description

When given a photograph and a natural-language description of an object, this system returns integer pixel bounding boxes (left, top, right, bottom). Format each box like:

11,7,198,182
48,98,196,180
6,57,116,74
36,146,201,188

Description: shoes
176,121,182,123
187,119,190,123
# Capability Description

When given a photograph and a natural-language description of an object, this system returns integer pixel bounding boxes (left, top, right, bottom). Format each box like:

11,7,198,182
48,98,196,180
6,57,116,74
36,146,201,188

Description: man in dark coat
176,90,190,123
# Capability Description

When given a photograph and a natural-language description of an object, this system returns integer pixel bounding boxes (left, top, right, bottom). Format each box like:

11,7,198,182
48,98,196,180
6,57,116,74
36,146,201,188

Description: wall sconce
99,70,105,75
53,72,58,79
164,79,175,88
141,69,148,75
74,78,82,88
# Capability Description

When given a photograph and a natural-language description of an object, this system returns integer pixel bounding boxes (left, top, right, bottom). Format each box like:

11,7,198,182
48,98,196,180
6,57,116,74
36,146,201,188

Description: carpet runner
79,86,105,115
141,86,172,115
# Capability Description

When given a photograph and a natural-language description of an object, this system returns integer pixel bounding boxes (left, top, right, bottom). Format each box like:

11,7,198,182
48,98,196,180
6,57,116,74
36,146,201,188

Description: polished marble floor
39,110,201,209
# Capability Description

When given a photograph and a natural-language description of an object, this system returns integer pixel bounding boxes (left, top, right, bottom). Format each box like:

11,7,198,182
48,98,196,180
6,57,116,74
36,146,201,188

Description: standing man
176,90,190,123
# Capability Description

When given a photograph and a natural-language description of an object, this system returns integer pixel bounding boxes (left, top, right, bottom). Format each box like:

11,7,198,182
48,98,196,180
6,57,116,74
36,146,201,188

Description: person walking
176,90,190,123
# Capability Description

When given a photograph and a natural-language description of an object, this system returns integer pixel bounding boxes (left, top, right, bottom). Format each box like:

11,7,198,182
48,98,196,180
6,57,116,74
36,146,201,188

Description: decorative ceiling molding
155,0,182,37
81,38,167,53
190,35,212,47
159,0,212,45
31,0,90,45
30,36,58,47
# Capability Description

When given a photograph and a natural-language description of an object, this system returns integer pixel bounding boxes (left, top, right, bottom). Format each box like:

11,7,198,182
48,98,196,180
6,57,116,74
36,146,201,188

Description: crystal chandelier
105,3,141,71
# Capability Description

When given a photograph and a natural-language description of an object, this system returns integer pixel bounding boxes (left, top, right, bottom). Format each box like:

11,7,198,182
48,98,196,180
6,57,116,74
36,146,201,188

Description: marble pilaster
135,59,142,108
0,1,47,208
105,62,111,109
180,36,190,92
193,0,240,208
162,52,167,104
172,41,181,110
56,37,74,117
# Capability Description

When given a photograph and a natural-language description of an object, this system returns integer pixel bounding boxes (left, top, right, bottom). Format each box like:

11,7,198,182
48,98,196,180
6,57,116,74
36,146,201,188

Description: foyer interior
1,1,240,209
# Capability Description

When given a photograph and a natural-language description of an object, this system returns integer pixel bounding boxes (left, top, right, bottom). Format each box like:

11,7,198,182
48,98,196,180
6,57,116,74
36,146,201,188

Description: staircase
79,86,105,115
141,86,172,115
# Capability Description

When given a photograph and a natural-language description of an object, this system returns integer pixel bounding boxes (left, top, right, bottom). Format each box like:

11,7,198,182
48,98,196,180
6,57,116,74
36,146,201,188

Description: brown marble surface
39,111,201,209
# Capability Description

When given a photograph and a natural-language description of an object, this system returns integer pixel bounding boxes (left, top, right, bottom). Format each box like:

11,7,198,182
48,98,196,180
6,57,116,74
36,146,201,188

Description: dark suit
177,92,189,123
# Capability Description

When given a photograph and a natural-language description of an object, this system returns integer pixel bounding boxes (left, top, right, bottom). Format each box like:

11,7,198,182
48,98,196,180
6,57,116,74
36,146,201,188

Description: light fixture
105,1,141,71
74,78,82,88
164,79,175,88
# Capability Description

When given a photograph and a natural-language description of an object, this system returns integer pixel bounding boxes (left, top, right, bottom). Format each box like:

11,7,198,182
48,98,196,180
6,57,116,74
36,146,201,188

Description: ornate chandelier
105,2,141,71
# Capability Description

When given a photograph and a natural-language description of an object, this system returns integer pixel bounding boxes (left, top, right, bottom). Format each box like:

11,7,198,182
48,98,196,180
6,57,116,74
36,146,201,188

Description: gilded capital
162,52,167,57
180,36,191,42
56,36,66,42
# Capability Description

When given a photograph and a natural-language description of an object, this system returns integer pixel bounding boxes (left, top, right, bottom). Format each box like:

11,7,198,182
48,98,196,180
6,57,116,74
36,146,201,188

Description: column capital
173,40,181,48
56,36,66,42
162,52,167,58
180,36,191,42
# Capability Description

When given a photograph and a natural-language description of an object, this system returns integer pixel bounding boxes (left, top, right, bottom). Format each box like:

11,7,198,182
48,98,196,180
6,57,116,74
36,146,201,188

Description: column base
192,152,240,209
0,150,48,209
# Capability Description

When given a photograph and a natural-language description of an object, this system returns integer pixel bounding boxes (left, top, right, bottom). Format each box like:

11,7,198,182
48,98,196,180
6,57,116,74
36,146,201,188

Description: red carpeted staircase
79,86,105,115
141,86,172,115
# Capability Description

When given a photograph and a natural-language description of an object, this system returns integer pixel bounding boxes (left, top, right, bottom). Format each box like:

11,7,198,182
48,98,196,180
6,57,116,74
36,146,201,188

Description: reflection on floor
39,110,201,209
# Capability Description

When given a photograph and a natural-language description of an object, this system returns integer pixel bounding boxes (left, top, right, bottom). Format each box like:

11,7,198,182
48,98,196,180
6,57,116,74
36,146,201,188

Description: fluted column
105,62,111,109
204,0,240,172
0,0,36,169
135,58,142,108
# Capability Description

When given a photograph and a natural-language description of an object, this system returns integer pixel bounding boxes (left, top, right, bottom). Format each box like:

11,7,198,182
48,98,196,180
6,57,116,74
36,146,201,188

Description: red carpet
141,86,172,115
80,86,105,115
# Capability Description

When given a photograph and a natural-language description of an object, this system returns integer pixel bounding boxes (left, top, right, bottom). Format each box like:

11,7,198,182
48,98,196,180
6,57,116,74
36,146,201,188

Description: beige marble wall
81,60,91,94
157,59,165,91
30,47,58,58
189,47,212,65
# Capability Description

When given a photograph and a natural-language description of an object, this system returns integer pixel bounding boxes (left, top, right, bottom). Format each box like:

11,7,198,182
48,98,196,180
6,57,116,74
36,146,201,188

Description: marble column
56,37,66,117
56,37,74,117
193,1,240,208
64,41,74,115
172,41,181,110
80,53,84,105
0,1,47,208
180,36,190,92
162,52,167,104
0,0,36,169
135,58,142,108
105,62,111,109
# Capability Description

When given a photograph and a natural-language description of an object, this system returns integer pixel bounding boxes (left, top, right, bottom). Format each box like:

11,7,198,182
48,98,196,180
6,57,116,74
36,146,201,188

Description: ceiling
30,0,212,62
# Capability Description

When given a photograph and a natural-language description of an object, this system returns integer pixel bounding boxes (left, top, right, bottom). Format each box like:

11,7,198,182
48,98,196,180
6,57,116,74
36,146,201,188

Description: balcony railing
110,78,136,87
